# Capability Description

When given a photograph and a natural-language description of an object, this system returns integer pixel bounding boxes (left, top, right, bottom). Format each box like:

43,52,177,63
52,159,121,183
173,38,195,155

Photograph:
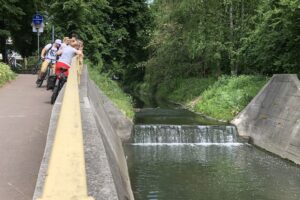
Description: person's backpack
44,44,53,58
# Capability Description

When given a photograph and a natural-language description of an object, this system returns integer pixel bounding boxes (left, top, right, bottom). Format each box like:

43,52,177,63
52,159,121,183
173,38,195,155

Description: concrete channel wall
33,66,134,200
232,74,300,165
86,69,134,200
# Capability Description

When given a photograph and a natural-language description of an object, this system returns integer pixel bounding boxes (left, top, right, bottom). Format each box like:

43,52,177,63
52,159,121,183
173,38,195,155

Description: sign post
32,14,44,58
52,26,55,43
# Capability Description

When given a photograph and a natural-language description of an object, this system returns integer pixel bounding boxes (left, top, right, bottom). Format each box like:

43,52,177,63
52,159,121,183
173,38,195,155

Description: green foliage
48,0,153,89
10,0,45,57
0,0,24,62
48,0,108,64
102,0,153,86
193,75,268,121
241,0,300,75
0,62,16,86
88,63,134,120
144,0,299,84
0,0,24,37
157,77,217,104
145,0,259,87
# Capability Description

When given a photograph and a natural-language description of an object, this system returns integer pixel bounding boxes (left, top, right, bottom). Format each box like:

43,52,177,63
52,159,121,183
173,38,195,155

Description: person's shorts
55,62,70,78
41,59,55,73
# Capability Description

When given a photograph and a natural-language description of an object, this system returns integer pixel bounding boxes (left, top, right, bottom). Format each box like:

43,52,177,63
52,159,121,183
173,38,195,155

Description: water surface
126,144,300,200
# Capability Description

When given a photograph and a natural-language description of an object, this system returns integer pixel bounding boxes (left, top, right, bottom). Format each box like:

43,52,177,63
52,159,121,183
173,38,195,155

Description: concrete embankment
87,68,134,200
33,66,134,200
232,74,300,165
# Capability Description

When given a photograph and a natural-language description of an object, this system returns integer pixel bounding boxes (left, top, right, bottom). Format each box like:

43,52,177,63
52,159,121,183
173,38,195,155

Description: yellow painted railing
38,56,94,200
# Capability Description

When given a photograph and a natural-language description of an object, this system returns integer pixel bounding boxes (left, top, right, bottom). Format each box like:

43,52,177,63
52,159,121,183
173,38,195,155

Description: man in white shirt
36,39,62,83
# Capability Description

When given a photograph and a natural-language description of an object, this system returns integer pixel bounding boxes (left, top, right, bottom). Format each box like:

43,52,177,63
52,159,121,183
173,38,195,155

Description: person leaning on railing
55,39,83,78
60,37,70,50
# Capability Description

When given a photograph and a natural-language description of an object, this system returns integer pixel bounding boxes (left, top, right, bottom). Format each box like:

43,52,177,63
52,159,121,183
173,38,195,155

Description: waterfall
133,125,244,144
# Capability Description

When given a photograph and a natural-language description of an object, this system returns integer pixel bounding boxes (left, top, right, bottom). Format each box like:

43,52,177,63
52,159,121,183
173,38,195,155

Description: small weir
132,125,243,145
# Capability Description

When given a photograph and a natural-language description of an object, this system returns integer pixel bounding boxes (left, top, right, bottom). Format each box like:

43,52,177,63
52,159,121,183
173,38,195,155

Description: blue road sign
32,14,43,26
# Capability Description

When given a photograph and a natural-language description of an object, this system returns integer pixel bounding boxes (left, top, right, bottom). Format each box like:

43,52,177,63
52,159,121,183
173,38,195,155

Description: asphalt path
0,75,52,200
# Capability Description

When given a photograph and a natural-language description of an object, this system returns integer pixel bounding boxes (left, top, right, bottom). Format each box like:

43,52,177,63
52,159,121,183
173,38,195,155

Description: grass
88,65,134,120
157,75,268,121
193,75,269,121
0,62,16,87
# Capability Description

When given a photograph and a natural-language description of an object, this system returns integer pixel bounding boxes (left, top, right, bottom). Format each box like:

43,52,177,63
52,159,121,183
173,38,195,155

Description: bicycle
8,52,23,72
36,59,56,88
51,67,68,104
31,58,43,74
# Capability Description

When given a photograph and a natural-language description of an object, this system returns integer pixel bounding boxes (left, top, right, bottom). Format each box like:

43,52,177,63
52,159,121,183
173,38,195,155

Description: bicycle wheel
37,63,51,87
32,59,42,74
31,64,39,74
37,73,45,87
51,85,59,104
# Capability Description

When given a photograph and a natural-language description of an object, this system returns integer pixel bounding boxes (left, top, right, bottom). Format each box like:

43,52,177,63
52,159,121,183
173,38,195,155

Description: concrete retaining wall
80,66,119,200
232,74,300,165
87,70,134,200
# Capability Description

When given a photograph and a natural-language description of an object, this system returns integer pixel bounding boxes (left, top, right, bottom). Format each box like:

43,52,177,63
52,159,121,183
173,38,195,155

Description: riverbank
0,62,16,87
88,65,134,120
87,65,268,122
156,75,268,121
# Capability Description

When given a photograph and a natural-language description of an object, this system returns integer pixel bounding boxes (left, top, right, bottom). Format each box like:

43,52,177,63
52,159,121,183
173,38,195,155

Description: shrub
193,75,268,121
0,62,16,87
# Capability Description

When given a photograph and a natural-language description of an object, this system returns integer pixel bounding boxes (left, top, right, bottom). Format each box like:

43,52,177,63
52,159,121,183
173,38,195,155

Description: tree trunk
0,18,8,64
229,1,237,75
241,0,245,24
0,36,7,63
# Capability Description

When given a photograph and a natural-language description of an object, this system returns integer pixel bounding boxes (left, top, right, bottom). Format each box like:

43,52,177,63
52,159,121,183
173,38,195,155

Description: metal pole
37,28,40,58
52,26,55,43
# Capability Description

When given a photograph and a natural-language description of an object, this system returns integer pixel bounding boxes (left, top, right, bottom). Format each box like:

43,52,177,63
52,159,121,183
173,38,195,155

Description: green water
126,144,300,200
132,94,226,126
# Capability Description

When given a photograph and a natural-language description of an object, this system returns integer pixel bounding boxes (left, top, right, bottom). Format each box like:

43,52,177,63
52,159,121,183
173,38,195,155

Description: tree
0,0,24,62
11,0,45,57
144,0,260,87
48,0,109,64
102,0,153,86
241,0,300,75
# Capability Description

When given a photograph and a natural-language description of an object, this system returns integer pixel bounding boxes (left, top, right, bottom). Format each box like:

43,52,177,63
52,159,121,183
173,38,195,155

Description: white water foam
130,143,244,146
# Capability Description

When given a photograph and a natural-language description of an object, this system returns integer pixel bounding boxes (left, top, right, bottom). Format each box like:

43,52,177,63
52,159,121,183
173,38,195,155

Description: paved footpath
0,75,52,200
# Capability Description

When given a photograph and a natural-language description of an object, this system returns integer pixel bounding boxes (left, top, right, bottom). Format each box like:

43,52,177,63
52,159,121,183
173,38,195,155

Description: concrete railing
37,56,94,200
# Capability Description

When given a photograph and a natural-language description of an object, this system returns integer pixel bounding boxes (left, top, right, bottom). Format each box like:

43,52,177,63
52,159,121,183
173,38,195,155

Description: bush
193,75,268,121
0,62,16,87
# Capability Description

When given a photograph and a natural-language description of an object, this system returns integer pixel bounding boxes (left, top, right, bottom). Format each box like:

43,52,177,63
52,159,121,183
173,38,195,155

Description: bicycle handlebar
41,57,57,62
